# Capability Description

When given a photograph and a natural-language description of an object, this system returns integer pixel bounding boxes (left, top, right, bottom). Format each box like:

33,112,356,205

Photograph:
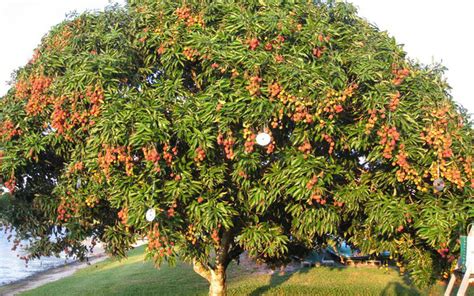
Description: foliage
0,0,472,290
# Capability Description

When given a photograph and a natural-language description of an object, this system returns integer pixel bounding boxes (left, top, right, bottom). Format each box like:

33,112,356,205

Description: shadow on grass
248,268,422,296
380,281,421,296
247,250,351,295
248,265,312,296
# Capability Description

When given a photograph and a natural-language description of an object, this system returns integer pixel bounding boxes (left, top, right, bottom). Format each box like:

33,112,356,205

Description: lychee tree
1,0,473,294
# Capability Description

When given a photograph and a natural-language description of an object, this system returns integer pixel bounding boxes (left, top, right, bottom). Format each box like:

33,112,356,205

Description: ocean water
0,231,69,286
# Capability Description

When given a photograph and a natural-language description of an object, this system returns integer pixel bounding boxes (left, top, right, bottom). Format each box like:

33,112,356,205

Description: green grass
13,246,463,296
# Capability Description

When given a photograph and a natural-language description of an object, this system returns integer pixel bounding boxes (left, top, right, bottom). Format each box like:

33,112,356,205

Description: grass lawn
14,245,468,296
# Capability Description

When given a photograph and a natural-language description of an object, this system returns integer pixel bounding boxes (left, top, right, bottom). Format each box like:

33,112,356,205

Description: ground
1,245,471,296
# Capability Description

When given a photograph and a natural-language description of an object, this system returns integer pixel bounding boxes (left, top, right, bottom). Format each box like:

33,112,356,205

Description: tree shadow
248,267,310,296
379,281,421,296
247,249,350,295
248,267,422,296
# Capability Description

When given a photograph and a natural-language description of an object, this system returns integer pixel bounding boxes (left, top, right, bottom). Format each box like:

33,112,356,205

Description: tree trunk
193,230,239,296
209,264,226,296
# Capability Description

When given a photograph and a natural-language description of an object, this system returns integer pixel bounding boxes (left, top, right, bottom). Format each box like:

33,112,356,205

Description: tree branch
224,245,244,268
193,258,212,282
216,230,232,266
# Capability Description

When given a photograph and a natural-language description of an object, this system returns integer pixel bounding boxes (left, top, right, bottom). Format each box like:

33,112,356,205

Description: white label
145,208,156,222
256,132,271,146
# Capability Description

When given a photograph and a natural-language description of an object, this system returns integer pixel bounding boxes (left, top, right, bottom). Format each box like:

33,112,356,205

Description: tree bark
209,264,226,296
193,230,241,296
209,230,232,296
193,259,211,282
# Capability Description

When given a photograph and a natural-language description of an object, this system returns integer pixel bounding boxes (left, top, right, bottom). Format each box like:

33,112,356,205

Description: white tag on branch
146,208,156,222
256,132,271,146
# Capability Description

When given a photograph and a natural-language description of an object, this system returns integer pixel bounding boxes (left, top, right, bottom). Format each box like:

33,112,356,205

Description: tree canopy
0,0,473,294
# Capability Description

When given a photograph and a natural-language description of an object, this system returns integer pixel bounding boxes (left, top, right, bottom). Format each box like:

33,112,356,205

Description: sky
0,0,472,115
0,0,123,91
352,0,474,115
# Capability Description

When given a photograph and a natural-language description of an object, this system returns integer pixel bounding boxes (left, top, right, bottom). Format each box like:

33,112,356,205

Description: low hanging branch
193,259,212,282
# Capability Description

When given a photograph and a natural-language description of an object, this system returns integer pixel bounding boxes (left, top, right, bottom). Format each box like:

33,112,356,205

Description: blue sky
0,0,472,115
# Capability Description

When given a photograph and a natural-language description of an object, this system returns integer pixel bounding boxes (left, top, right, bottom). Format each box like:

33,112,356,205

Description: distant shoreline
0,253,108,296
